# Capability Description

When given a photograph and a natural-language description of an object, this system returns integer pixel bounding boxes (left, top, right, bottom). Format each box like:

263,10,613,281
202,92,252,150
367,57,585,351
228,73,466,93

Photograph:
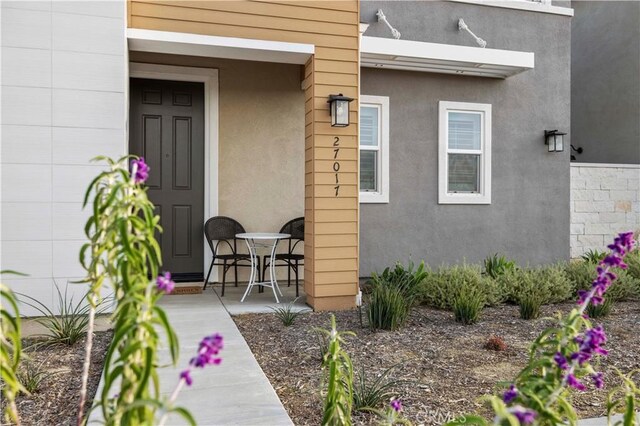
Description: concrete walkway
90,291,292,425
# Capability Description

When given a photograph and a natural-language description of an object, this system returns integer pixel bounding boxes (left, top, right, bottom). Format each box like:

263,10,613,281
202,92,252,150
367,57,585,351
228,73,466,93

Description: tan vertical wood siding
129,0,360,310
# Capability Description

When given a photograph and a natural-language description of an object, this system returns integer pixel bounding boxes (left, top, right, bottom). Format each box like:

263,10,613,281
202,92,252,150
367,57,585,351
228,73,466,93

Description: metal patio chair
203,216,260,296
262,217,304,297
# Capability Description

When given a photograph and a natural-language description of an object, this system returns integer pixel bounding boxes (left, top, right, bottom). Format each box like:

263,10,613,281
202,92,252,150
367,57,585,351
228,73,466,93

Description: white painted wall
1,1,126,315
570,163,640,258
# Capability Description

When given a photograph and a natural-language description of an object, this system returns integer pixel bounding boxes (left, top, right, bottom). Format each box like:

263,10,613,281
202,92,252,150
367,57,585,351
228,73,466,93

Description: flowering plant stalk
1,273,26,425
447,232,637,426
317,314,355,426
77,156,187,425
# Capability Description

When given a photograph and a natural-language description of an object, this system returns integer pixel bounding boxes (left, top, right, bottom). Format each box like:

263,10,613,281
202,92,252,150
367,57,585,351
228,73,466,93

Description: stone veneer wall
570,163,640,258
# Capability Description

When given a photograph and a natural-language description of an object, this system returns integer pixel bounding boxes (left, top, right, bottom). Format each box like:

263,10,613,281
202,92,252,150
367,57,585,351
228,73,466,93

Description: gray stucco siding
571,1,640,165
359,2,571,276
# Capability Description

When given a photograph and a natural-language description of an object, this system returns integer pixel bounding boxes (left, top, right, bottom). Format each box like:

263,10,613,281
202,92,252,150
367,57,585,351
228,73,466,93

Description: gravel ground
234,302,640,425
1,331,112,426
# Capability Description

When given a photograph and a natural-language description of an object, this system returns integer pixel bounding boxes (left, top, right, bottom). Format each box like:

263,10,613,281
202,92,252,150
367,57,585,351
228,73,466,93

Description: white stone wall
1,1,126,315
570,163,640,258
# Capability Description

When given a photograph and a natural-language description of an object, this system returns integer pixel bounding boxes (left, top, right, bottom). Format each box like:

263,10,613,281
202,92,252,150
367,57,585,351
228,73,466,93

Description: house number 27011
333,136,340,196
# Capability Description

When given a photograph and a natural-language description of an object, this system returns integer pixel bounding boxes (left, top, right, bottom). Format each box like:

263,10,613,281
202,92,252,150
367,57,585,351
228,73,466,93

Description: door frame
129,62,219,280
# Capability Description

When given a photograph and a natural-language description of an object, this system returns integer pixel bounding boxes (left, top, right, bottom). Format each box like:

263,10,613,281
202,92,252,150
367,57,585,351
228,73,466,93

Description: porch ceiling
361,36,534,79
127,29,314,65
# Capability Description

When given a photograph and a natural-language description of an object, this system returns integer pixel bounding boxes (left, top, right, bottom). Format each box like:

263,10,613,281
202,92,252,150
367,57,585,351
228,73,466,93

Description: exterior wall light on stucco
544,129,567,152
328,94,354,127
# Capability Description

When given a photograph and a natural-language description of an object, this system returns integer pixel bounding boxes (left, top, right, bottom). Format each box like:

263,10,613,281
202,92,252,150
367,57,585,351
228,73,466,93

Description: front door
129,78,205,281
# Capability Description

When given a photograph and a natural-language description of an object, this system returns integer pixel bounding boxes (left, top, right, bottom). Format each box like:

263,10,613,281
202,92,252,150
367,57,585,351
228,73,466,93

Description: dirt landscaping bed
234,302,640,425
1,331,112,426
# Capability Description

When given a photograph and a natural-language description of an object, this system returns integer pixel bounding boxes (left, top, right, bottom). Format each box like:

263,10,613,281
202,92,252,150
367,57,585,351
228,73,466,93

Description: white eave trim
361,36,534,79
449,0,574,17
127,28,314,65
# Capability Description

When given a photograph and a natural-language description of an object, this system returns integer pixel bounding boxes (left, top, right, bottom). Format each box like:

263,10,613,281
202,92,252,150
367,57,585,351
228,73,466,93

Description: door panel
130,78,205,281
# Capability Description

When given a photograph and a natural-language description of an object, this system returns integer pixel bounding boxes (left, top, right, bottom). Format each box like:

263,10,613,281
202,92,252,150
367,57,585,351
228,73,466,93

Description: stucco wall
570,163,640,258
571,1,640,165
359,1,571,274
1,1,126,315
129,52,305,280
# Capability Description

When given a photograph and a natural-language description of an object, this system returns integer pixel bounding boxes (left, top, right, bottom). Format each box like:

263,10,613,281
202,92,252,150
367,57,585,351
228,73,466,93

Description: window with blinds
360,96,390,203
438,101,492,204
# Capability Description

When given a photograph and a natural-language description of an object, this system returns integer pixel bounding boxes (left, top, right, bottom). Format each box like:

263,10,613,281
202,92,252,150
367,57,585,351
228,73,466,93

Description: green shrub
624,248,640,280
367,261,427,331
483,253,518,279
352,365,403,412
452,284,485,325
580,249,607,264
499,265,573,306
564,261,596,293
420,264,504,310
566,260,638,302
269,298,309,326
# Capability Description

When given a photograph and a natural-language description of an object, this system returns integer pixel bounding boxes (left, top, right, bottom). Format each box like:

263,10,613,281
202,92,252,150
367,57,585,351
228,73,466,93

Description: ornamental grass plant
366,261,427,331
483,253,518,279
17,283,109,347
452,283,485,324
352,364,404,412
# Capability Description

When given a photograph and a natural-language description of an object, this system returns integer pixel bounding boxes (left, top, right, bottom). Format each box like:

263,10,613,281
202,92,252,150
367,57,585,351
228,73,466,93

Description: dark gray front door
129,78,205,281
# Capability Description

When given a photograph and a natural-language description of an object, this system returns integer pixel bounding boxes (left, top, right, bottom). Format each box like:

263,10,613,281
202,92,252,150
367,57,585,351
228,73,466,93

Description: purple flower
554,352,569,370
180,333,224,387
503,384,518,404
131,157,150,184
572,325,608,366
592,372,604,389
567,373,586,391
581,232,636,309
510,406,536,425
390,399,403,412
156,271,175,294
180,370,193,386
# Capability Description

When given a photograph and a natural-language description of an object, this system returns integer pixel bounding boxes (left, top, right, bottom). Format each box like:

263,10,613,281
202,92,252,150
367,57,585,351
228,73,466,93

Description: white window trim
360,95,390,203
438,101,492,204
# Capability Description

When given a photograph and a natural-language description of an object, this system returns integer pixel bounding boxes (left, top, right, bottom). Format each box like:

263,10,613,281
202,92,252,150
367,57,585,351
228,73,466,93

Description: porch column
304,50,359,311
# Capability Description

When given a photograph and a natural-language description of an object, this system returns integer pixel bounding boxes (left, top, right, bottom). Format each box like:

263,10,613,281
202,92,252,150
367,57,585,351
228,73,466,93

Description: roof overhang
127,29,314,65
361,36,534,78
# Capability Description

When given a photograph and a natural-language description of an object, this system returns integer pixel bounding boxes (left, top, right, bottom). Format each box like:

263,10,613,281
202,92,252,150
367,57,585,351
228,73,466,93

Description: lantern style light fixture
544,129,566,153
328,94,354,127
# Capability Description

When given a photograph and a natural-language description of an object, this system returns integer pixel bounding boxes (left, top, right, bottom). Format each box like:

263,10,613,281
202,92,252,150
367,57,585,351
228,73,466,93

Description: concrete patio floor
207,279,310,315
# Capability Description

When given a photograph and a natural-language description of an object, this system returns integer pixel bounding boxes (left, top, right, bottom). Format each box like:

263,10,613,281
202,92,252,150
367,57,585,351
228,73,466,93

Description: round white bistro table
236,233,291,303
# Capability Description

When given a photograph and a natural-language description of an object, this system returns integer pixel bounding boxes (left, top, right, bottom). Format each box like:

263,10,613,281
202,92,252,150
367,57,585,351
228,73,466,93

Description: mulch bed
1,331,113,426
234,302,640,425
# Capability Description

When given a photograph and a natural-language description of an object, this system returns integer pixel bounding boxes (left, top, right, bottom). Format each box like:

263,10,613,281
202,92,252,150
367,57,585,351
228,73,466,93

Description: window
360,95,389,203
438,101,491,204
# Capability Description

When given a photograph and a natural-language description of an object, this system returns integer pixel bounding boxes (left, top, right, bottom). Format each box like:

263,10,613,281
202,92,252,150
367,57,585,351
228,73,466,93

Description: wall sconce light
328,94,354,127
544,129,566,152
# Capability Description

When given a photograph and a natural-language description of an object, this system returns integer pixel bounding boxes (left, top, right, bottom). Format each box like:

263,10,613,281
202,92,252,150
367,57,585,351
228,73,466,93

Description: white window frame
438,101,492,204
359,95,390,203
